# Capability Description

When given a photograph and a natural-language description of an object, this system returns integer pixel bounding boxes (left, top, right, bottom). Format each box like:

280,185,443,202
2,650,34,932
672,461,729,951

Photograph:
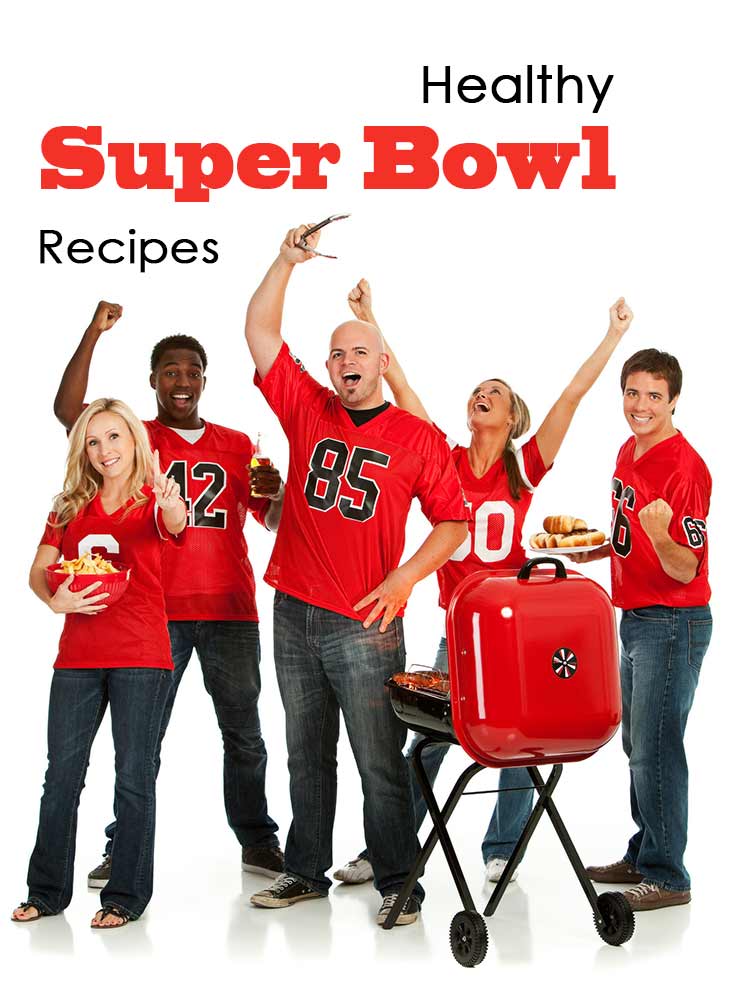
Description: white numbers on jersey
449,500,514,563
77,534,119,557
304,438,390,522
166,460,228,529
682,516,707,549
611,478,635,558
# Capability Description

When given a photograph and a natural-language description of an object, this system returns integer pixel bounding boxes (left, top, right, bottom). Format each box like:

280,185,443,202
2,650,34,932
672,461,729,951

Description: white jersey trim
515,444,534,492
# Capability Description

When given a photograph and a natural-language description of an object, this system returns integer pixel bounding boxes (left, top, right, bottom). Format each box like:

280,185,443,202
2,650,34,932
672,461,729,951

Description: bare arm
54,301,123,430
639,499,698,584
30,544,109,614
264,491,284,532
347,278,431,424
249,463,285,532
353,520,468,631
245,225,321,380
535,298,633,468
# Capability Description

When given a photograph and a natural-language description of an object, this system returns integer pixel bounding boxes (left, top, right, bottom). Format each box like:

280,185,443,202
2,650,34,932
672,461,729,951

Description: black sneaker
250,873,324,908
87,854,112,890
242,845,285,879
376,892,421,926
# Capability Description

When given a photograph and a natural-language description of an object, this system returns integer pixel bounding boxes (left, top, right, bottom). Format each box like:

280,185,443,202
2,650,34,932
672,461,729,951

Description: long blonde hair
52,399,153,527
490,379,531,501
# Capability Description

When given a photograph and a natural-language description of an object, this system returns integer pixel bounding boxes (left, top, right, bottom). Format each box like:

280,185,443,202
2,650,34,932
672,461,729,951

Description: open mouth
473,402,490,413
171,393,193,405
343,373,361,386
101,457,120,468
630,414,652,424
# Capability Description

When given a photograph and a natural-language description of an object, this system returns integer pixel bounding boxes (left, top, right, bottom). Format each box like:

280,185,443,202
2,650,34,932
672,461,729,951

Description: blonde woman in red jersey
335,282,633,887
12,399,186,928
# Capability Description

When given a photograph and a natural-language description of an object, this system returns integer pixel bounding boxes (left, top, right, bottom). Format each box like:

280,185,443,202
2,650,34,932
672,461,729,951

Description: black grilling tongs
297,213,350,259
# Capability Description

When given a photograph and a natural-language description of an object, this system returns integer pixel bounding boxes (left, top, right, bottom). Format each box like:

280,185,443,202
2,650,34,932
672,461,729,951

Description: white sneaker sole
87,878,108,890
250,891,324,909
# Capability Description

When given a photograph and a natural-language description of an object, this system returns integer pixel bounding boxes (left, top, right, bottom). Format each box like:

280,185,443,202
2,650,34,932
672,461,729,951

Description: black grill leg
524,765,603,915
484,764,563,916
382,737,482,929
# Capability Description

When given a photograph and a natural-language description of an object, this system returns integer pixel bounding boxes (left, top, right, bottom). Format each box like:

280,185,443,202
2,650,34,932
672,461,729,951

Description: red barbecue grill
383,557,635,966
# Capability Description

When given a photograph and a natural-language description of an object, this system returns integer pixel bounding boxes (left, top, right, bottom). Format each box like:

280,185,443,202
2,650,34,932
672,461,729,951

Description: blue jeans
104,620,279,853
620,605,711,891
273,592,423,899
27,667,171,918
389,638,533,864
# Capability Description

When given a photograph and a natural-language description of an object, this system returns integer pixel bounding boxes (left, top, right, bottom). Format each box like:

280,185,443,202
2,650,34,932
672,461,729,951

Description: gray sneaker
88,854,112,889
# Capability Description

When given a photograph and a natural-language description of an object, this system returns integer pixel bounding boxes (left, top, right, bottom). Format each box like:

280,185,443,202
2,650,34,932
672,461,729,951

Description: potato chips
58,553,119,575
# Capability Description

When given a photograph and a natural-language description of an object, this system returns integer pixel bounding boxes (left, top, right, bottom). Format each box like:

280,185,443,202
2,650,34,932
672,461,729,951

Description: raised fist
638,498,673,543
609,297,633,336
88,301,123,336
347,278,374,323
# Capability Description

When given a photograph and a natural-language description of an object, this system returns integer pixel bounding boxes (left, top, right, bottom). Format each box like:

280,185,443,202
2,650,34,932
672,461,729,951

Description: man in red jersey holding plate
573,349,712,911
54,304,285,886
244,224,468,926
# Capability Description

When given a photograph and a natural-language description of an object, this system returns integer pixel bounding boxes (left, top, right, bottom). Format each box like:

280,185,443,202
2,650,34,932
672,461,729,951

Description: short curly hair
150,335,208,372
620,349,682,400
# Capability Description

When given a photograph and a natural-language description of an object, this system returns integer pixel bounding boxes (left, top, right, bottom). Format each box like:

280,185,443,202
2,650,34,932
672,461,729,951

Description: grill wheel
449,910,489,967
594,892,635,945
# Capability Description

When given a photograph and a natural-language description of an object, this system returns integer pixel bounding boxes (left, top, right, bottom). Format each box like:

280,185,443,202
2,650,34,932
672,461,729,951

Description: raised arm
54,301,123,430
245,225,320,379
347,278,431,424
535,298,633,468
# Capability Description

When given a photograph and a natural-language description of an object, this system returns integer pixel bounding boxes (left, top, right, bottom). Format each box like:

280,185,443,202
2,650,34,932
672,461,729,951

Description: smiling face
623,371,678,448
466,380,515,434
326,321,387,409
85,412,136,482
150,348,206,428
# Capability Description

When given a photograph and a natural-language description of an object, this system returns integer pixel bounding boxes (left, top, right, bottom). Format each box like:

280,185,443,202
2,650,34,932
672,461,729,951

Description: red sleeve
518,435,551,489
249,496,271,528
414,433,469,526
254,341,332,434
40,512,64,549
668,478,710,565
431,422,459,452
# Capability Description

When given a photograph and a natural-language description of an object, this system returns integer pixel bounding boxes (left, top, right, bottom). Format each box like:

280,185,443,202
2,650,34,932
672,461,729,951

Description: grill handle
518,557,567,580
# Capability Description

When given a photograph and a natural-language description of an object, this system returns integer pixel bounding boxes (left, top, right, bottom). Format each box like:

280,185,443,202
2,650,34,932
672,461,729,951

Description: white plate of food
527,540,608,556
527,516,607,555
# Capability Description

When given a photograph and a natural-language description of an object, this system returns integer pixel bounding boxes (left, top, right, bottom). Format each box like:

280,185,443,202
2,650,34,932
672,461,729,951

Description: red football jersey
255,343,468,620
40,487,184,669
437,435,549,608
610,433,711,609
145,420,267,621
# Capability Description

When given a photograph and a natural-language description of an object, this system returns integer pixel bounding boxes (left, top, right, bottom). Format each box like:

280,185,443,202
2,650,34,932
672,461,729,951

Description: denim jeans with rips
273,591,423,900
104,620,279,854
27,667,171,918
620,604,712,891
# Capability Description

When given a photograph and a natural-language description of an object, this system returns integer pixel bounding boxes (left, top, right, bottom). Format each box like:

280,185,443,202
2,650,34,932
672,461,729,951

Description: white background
2,1,732,992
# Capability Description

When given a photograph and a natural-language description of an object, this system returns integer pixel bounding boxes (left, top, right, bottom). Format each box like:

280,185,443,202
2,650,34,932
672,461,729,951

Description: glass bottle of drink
250,433,272,498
